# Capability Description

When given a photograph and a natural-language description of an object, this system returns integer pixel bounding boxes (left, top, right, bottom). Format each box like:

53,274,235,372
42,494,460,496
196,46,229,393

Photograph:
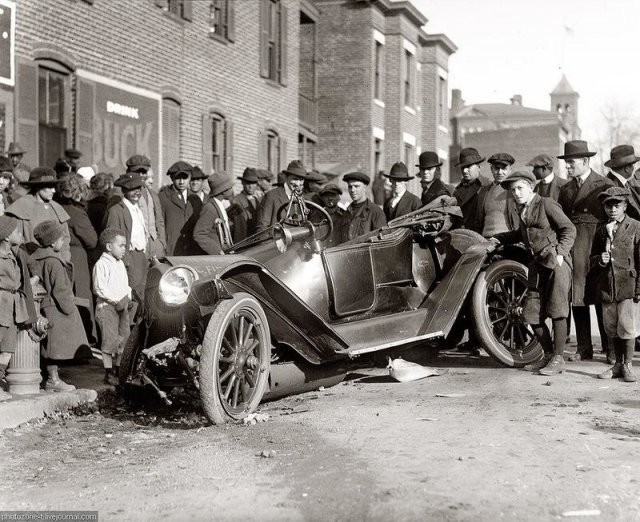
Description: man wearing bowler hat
334,171,386,243
383,162,421,221
233,167,261,241
604,145,640,221
416,151,450,206
558,140,613,362
453,147,486,230
527,153,567,201
474,153,518,238
256,160,309,232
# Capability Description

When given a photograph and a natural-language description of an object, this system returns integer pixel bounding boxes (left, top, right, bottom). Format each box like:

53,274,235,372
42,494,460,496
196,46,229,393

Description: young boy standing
92,228,132,385
591,187,640,382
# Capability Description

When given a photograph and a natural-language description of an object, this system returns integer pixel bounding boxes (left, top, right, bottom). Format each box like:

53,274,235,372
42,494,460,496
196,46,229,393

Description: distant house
449,75,580,182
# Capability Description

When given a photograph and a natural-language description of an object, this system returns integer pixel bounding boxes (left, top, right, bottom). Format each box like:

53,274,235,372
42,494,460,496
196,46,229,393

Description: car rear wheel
471,259,543,367
200,292,271,424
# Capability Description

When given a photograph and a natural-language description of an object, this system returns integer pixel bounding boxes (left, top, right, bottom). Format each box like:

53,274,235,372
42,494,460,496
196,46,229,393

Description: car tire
471,259,543,367
199,292,271,425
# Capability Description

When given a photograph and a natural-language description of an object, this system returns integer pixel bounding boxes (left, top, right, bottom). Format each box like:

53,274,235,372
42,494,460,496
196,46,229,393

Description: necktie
576,177,583,188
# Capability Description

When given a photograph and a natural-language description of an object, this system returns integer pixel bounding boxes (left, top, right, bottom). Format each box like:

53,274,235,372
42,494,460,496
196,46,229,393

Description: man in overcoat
557,140,613,361
604,145,640,220
453,148,486,230
416,151,450,206
193,174,235,254
334,171,386,243
256,160,308,232
474,153,517,237
492,171,576,376
527,154,567,201
158,161,200,255
233,167,261,242
383,162,422,221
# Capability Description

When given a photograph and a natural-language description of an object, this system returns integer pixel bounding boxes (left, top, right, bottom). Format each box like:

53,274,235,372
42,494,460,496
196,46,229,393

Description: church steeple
550,74,580,139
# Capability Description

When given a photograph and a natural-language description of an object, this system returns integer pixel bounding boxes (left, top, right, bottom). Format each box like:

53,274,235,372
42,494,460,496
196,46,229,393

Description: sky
414,0,640,152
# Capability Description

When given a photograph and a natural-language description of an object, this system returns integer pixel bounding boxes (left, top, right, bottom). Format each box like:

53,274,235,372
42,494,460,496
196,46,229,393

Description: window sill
404,105,416,115
264,78,283,89
160,9,187,24
208,32,230,45
374,98,385,108
438,124,449,134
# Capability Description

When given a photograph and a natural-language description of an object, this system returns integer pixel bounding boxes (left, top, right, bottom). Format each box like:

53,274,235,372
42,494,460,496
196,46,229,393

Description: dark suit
233,192,259,241
256,186,290,232
453,178,484,230
535,175,568,201
558,170,613,353
383,190,421,221
421,179,451,206
193,199,229,255
158,185,200,255
141,187,167,259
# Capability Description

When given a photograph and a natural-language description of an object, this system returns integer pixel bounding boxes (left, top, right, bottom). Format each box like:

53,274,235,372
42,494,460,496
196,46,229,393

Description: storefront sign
0,0,15,86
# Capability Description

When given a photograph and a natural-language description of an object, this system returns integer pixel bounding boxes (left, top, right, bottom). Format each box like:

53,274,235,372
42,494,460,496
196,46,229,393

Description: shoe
45,377,76,392
523,355,551,372
0,389,11,401
567,350,593,362
598,363,623,379
622,364,637,383
538,355,566,376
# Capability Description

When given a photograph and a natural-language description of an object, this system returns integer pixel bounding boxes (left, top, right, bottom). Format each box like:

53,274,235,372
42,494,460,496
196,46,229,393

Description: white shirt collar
610,170,628,186
576,170,590,184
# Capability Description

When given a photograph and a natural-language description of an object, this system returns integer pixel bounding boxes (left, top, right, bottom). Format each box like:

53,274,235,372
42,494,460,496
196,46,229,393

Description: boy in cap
491,171,576,376
30,220,88,391
526,154,567,201
590,187,640,382
189,166,209,203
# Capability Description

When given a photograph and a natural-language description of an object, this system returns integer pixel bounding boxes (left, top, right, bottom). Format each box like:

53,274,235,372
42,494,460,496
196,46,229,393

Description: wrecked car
119,195,541,424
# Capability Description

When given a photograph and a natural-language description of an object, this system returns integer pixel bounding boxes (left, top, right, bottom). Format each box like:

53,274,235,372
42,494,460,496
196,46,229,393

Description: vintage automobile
120,195,542,424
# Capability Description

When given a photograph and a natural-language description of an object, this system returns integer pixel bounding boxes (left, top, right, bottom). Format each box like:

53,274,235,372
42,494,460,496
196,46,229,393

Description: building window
374,41,383,101
404,143,413,168
38,67,67,167
403,50,413,108
439,76,447,125
298,133,316,169
266,130,280,174
211,113,226,173
203,111,233,175
209,0,235,42
162,98,181,174
374,138,382,176
155,0,192,22
260,0,288,85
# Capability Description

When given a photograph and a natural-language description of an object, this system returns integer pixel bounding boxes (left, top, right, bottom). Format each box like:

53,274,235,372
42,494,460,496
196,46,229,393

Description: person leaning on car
333,171,386,244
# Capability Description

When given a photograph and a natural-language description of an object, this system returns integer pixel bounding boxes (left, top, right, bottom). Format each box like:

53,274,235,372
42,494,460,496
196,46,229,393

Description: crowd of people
0,137,638,400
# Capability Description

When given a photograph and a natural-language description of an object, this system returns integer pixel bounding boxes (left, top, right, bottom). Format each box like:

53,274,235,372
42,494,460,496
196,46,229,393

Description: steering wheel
276,199,333,242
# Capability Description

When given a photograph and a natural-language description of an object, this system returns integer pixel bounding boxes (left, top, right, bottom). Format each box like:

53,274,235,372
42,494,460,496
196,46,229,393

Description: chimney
451,89,465,113
510,94,523,106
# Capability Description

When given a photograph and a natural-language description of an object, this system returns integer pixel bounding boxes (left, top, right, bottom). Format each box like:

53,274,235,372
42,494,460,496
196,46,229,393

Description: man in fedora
105,172,149,302
233,167,261,241
5,167,71,261
383,162,422,221
189,166,209,204
334,171,386,243
6,142,30,184
453,147,486,230
256,169,273,196
527,153,567,201
158,161,200,255
256,160,309,232
193,174,237,254
474,153,518,238
558,140,613,362
604,145,640,221
416,151,450,206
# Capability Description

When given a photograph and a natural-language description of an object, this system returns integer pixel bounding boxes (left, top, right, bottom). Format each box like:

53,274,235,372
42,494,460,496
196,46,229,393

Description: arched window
202,110,233,175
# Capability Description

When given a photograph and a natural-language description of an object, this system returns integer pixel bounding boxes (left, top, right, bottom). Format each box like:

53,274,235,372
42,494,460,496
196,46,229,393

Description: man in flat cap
416,151,450,206
453,148,486,230
158,161,200,255
64,148,82,172
256,160,308,233
492,171,576,375
557,140,613,362
233,167,261,241
193,174,237,255
527,154,567,201
334,171,386,243
474,152,517,238
383,162,421,221
604,145,640,221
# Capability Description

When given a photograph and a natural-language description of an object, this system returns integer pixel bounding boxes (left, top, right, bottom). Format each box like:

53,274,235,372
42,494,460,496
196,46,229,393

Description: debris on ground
258,449,276,458
561,509,601,517
280,404,310,415
435,393,466,398
242,413,270,426
387,357,448,382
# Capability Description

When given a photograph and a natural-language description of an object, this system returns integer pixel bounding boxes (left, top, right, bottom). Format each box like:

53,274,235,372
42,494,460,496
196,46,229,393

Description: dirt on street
2,351,640,521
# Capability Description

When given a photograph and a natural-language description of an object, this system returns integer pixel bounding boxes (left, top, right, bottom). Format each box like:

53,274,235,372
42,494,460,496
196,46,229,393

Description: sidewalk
0,358,110,431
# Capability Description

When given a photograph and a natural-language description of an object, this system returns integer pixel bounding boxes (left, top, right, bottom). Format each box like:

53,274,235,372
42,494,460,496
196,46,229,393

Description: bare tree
593,101,640,171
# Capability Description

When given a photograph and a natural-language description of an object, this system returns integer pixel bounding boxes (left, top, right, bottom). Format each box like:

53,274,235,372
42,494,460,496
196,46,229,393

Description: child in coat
92,228,132,385
31,220,87,391
590,187,640,382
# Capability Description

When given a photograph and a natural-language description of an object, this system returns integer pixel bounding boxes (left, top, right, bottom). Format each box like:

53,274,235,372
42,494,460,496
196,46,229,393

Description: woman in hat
5,167,71,262
383,162,421,221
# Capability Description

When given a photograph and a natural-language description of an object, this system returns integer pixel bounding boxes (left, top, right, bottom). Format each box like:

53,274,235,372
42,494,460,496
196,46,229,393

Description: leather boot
623,339,636,382
622,364,637,383
598,363,623,379
539,355,566,375
567,348,593,362
524,354,552,372
45,365,76,392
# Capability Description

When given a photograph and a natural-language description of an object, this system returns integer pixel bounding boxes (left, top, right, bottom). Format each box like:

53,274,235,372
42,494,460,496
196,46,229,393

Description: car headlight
158,266,199,307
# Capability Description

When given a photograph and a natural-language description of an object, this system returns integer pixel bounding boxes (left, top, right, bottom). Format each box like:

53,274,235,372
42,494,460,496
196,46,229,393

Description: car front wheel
471,259,543,367
199,292,271,424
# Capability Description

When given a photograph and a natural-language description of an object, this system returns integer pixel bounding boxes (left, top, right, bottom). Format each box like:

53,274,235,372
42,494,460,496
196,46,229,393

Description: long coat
29,247,88,360
256,186,289,232
421,179,451,206
384,190,422,221
453,178,484,230
534,175,568,201
558,170,613,305
141,187,167,259
232,191,259,242
588,216,640,303
158,185,200,255
192,199,229,255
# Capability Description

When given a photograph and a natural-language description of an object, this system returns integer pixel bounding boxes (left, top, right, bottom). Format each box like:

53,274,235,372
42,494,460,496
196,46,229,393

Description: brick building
0,0,455,191
448,75,580,182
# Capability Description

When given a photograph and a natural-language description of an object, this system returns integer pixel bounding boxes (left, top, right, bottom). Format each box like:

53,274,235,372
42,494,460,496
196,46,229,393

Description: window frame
209,0,235,43
374,40,383,102
260,0,287,86
403,49,413,109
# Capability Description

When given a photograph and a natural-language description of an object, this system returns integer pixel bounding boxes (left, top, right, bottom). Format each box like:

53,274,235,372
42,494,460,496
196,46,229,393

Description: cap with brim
0,156,13,173
319,183,342,196
557,140,596,159
343,171,370,185
500,170,537,190
208,174,234,197
0,216,18,241
307,170,327,184
21,167,59,187
604,145,640,169
190,166,207,180
488,153,515,167
167,161,193,178
257,169,273,181
526,154,554,168
64,148,82,160
238,167,259,183
126,154,151,173
456,148,485,168
598,186,631,204
114,173,145,191
384,162,414,181
6,142,26,156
